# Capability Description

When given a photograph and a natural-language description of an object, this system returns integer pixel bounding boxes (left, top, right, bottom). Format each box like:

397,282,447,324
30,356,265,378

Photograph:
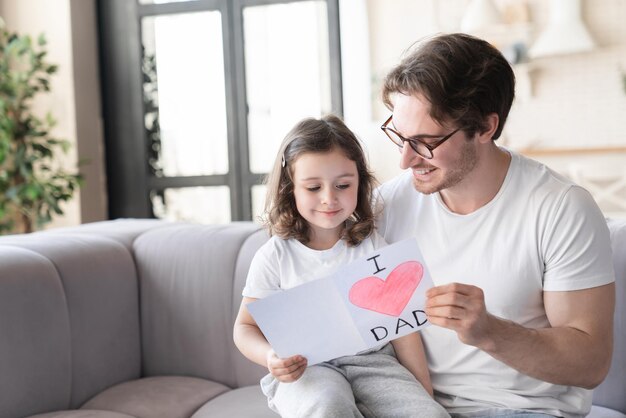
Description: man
376,33,615,417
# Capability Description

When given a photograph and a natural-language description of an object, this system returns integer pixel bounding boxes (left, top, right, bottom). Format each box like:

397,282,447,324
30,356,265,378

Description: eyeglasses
380,115,462,160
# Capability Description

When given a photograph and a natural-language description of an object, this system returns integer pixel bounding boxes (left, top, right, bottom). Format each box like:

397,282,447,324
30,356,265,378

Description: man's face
391,93,478,195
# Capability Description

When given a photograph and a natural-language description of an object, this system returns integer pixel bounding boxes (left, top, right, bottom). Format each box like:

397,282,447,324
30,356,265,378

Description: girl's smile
317,209,342,216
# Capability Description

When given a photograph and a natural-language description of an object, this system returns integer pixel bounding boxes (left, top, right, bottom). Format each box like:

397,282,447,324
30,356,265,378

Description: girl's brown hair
262,114,377,246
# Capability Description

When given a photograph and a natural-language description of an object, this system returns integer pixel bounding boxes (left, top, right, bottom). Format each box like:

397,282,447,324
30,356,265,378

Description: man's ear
478,113,499,144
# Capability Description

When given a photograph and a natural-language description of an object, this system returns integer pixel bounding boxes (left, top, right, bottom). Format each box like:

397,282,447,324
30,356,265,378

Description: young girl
233,115,449,418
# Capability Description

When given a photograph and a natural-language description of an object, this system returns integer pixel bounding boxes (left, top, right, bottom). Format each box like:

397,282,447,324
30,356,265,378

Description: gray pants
261,344,450,418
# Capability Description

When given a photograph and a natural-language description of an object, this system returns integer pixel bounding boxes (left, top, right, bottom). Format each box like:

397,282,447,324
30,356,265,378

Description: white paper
247,238,434,365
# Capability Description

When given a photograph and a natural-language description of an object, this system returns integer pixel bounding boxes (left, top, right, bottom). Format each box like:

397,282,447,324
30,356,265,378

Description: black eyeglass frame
380,115,462,160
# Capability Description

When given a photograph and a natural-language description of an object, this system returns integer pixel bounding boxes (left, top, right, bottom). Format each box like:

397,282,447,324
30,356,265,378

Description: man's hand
266,349,308,382
425,282,615,388
425,283,496,350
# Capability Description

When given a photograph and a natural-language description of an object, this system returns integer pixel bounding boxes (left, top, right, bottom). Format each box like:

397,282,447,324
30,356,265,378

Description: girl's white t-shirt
243,231,387,299
376,149,614,418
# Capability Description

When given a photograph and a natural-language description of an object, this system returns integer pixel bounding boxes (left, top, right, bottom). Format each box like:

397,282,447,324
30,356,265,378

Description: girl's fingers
273,359,308,382
269,355,307,379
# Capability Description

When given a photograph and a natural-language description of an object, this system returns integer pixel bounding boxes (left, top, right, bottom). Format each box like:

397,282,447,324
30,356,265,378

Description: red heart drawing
348,261,423,317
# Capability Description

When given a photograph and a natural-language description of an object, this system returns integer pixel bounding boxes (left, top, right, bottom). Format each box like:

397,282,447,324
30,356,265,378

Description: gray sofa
0,219,624,418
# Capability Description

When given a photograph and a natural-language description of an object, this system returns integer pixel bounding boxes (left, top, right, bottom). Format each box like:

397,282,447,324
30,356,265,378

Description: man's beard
413,141,478,195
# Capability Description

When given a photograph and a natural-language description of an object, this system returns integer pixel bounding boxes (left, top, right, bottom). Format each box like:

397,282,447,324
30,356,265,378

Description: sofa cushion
587,405,626,418
0,247,72,417
191,385,278,418
133,223,260,386
231,228,271,387
0,234,142,408
29,411,136,418
81,376,229,418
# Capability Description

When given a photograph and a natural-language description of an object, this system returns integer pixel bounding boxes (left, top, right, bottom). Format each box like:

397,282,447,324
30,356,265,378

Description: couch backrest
0,233,142,417
131,219,626,409
223,220,626,411
0,246,72,417
132,222,267,388
232,228,273,386
1,217,623,416
592,218,626,413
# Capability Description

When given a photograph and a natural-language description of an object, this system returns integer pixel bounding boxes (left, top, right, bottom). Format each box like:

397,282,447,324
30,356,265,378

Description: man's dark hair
382,33,515,140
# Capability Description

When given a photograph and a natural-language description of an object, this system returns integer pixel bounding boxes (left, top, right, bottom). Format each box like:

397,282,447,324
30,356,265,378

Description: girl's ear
478,113,499,144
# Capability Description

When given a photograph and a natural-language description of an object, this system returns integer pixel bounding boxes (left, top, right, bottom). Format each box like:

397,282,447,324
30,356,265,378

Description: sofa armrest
592,219,626,414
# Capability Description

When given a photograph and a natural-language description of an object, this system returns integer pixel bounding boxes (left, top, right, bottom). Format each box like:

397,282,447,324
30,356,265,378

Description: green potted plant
0,17,82,234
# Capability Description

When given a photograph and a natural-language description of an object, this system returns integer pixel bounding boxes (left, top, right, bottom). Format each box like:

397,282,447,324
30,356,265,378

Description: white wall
68,0,108,224
2,0,624,226
343,0,626,181
0,0,106,230
340,0,626,217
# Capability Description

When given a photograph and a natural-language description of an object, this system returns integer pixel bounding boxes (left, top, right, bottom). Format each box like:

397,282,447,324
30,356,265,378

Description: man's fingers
426,282,479,298
426,315,461,329
426,283,486,313
425,305,466,320
426,291,470,311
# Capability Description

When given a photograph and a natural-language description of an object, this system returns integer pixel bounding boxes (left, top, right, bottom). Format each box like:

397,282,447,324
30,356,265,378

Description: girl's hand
265,349,308,382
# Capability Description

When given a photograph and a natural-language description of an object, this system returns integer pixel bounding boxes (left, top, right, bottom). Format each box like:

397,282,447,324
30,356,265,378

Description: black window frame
97,0,343,221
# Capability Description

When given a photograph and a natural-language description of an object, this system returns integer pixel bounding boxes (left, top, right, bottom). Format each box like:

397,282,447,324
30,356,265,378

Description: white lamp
529,0,595,58
460,0,502,33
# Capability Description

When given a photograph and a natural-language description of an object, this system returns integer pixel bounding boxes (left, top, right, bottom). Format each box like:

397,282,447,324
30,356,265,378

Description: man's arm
425,282,614,389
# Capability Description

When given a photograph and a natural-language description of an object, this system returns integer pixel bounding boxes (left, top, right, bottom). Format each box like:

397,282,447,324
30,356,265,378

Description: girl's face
291,148,359,248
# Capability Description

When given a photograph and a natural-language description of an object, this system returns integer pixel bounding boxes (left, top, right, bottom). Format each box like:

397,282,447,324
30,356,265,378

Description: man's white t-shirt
243,232,387,299
377,149,615,418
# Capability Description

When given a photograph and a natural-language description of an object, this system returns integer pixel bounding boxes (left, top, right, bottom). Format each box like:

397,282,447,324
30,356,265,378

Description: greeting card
247,238,433,365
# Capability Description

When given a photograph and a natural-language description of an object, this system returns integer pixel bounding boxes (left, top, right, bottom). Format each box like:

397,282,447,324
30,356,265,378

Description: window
98,0,342,223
